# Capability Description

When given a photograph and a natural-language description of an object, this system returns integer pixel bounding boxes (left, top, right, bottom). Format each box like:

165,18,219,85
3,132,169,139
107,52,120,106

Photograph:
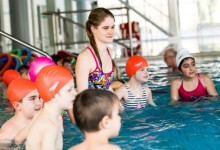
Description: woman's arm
75,51,91,93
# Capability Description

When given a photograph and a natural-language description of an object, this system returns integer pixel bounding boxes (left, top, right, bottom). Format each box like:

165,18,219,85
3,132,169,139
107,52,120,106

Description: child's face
19,89,42,119
63,62,72,73
134,67,149,82
21,72,30,80
180,58,197,77
109,102,121,138
57,79,77,110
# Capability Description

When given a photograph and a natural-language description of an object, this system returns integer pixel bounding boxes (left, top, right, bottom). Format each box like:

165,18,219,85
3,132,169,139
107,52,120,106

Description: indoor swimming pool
0,55,220,150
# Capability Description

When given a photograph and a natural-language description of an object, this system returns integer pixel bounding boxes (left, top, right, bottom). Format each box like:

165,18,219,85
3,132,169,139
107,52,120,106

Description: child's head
62,58,72,73
74,89,121,137
35,65,76,109
176,48,195,71
51,54,63,66
18,65,30,79
164,47,177,68
7,78,42,118
126,55,149,77
2,70,20,86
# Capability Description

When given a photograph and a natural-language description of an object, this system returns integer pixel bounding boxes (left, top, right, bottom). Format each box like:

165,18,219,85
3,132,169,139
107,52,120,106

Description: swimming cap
35,65,73,102
2,70,21,86
176,48,194,68
28,56,55,82
7,78,36,105
126,55,148,77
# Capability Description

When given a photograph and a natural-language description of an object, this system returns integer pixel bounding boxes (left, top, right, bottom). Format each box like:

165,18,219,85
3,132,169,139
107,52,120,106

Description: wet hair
85,7,115,70
51,54,62,65
62,58,71,66
18,64,30,75
73,89,118,132
178,57,195,71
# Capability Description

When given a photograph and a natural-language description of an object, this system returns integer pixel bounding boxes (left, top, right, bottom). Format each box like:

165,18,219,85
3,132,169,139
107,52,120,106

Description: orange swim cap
126,55,148,77
36,65,73,102
3,70,21,86
7,78,36,105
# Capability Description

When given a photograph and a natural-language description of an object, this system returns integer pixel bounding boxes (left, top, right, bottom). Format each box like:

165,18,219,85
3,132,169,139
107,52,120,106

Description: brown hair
85,7,115,69
73,89,118,132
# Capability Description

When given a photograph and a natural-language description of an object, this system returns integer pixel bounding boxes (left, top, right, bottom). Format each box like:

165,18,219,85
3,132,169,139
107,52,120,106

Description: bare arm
146,88,156,107
41,126,58,150
114,85,126,100
170,79,180,103
15,111,41,145
67,109,75,124
75,51,91,93
201,74,218,96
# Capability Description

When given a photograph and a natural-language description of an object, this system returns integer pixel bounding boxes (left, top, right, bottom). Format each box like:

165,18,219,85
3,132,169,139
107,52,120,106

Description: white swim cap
176,48,194,69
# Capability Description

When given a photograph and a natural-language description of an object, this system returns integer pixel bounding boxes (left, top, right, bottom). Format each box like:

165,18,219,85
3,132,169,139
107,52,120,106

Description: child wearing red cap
115,56,156,109
26,65,77,150
0,78,42,146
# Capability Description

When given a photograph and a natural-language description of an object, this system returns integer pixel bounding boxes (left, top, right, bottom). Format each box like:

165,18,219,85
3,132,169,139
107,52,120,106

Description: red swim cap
7,78,36,105
36,65,73,102
126,55,148,77
3,70,21,86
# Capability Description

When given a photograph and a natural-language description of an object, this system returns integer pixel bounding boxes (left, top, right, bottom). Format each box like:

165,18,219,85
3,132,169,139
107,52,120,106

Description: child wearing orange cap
26,65,77,150
115,56,156,109
0,78,42,146
170,48,218,103
69,89,121,150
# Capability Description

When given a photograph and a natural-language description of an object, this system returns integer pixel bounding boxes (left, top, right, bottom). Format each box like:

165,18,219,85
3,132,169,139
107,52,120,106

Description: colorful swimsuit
88,47,114,90
178,74,208,102
123,84,148,109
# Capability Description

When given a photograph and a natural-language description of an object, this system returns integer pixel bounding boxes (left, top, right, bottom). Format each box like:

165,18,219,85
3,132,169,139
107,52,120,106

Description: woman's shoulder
77,47,93,61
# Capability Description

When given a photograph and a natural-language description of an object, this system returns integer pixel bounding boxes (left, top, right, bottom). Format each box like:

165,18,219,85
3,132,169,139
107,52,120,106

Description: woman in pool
115,56,156,109
75,7,115,93
170,48,218,102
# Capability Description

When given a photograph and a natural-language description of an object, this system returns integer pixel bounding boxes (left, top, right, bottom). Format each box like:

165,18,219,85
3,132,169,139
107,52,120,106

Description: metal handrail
0,30,51,57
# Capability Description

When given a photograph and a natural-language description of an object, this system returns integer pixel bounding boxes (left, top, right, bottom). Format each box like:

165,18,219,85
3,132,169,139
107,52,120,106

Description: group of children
0,7,219,150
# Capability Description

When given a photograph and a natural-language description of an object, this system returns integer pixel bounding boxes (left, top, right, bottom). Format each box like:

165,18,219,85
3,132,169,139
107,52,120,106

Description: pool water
1,55,220,150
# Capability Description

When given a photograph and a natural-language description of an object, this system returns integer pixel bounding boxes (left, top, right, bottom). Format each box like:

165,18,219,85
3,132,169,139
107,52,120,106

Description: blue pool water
1,55,220,150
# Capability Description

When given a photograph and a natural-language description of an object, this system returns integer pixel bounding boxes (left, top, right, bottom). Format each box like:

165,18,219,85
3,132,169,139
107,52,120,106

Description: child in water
115,56,156,109
0,78,42,146
26,65,77,150
170,48,218,102
69,89,121,150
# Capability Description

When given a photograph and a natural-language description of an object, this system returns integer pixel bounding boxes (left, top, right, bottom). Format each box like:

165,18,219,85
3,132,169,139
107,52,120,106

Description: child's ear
13,102,21,111
99,116,110,129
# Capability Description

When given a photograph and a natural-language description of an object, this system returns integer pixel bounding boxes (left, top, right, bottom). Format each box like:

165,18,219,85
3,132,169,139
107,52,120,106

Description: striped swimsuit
123,84,148,109
88,47,114,90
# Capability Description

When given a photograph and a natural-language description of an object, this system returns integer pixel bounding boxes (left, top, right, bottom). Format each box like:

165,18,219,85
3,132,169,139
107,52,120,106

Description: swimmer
18,64,30,79
170,48,218,103
115,56,156,109
69,89,121,150
75,7,116,93
26,65,77,150
0,78,42,146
